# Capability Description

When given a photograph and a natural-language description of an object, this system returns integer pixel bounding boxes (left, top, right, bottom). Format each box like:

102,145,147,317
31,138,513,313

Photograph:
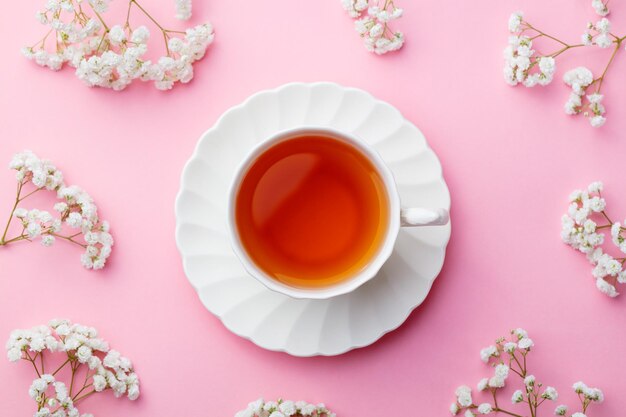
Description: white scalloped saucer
175,82,451,356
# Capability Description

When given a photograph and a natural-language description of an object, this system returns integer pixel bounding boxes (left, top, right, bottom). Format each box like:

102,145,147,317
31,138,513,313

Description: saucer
175,82,451,356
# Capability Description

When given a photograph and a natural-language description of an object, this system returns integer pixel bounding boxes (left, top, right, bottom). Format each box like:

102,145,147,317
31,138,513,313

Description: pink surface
1,0,626,416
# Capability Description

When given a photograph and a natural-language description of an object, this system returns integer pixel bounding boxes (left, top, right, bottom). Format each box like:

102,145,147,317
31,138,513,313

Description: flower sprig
22,0,214,90
504,1,625,127
450,329,603,417
6,319,140,417
235,398,336,417
340,0,404,54
0,151,113,270
561,181,626,297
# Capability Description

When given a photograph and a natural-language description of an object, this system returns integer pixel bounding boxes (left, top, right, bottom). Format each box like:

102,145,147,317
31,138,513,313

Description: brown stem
52,358,71,376
526,23,570,47
69,362,77,396
549,43,584,58
1,182,24,245
73,389,97,404
494,408,526,417
50,233,87,248
92,10,109,31
18,187,42,202
24,352,42,378
595,39,622,93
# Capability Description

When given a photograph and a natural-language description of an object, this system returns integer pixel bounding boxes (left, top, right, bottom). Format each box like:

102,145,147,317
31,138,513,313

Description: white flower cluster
503,1,625,128
22,0,214,91
4,151,113,270
582,18,613,48
561,182,626,297
592,0,609,17
450,329,603,417
28,374,94,417
175,0,192,20
6,319,139,417
562,67,607,127
341,0,404,54
503,31,556,87
235,399,335,417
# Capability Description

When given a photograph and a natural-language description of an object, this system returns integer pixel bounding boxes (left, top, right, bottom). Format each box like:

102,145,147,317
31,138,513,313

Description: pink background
2,0,626,416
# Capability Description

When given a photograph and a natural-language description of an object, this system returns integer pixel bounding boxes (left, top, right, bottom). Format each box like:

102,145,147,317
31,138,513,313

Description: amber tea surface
235,134,389,288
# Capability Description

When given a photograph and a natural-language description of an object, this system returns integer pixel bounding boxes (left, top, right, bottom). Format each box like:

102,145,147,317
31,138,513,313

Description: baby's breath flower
236,399,336,417
23,0,214,90
563,182,626,296
341,0,404,54
449,331,604,417
6,320,139,417
1,151,113,270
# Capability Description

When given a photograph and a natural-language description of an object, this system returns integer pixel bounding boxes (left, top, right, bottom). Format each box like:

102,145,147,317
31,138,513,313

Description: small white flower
518,338,534,350
131,26,150,44
592,0,609,16
477,378,489,391
541,386,558,401
508,12,523,33
554,405,568,415
108,25,126,45
512,390,524,403
596,278,618,297
494,364,509,379
455,385,473,407
480,345,498,363
477,403,492,414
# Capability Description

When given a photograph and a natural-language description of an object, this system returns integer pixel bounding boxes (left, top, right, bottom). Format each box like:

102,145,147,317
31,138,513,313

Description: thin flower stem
51,233,87,248
52,358,71,376
24,352,42,378
92,10,109,31
31,29,54,49
525,23,569,47
69,362,77,396
130,0,164,31
493,407,525,417
72,382,93,400
18,187,42,202
0,182,24,245
511,353,526,377
549,43,584,58
595,39,622,93
2,234,28,244
129,0,175,55
124,0,133,28
73,389,97,404
601,211,613,225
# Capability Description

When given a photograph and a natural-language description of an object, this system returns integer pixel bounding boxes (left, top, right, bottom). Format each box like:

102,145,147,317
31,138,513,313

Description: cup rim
227,126,401,300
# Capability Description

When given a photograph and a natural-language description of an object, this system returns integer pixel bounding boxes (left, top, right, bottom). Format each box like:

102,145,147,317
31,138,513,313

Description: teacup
227,127,449,299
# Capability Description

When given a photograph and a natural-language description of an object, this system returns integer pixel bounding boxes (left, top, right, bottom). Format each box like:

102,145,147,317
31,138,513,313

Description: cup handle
400,208,449,227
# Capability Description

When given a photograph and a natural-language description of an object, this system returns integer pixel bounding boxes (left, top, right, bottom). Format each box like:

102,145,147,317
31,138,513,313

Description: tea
234,134,389,288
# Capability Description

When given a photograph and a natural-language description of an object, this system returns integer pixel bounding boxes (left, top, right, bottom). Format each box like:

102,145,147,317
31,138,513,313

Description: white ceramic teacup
227,127,449,300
